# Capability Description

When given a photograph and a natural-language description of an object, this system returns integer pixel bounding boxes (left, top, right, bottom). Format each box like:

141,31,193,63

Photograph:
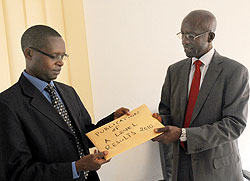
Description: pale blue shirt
22,71,80,179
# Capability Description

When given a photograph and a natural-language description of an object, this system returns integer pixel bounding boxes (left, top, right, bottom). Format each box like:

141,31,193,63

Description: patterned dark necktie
45,84,84,158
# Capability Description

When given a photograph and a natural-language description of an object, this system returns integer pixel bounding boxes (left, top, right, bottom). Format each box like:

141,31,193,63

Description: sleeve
186,65,249,154
73,88,114,147
73,88,114,131
72,161,80,179
159,67,173,125
0,100,74,181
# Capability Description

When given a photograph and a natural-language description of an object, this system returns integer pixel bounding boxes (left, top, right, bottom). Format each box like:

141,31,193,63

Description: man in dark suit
0,25,129,181
153,10,249,181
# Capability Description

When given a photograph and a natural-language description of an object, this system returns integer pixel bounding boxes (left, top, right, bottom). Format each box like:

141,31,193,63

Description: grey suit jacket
159,51,249,181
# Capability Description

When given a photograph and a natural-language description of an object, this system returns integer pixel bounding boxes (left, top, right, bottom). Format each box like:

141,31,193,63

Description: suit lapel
179,59,192,126
19,75,73,135
190,51,223,125
54,83,90,153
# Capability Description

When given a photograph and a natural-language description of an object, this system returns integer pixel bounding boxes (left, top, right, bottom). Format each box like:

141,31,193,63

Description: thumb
95,151,108,159
154,126,170,133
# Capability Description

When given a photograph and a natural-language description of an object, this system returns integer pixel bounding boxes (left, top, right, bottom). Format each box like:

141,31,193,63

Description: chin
48,76,57,81
185,52,193,58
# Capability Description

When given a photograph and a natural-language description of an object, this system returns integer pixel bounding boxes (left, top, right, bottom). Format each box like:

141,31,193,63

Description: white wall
83,0,250,180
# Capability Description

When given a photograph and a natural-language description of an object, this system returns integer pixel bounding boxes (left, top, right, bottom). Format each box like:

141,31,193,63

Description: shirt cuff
72,161,80,179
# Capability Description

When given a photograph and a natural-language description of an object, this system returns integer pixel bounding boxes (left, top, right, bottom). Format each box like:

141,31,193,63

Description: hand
94,149,111,163
75,151,109,172
152,126,181,144
114,107,130,119
152,113,162,123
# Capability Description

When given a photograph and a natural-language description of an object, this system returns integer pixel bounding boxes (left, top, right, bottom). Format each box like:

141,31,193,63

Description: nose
56,59,64,66
182,36,190,45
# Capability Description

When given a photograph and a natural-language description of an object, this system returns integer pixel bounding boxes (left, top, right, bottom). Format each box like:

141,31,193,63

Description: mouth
184,47,192,53
53,70,61,75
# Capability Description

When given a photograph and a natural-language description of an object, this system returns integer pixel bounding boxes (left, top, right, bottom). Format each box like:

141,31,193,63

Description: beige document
86,104,164,160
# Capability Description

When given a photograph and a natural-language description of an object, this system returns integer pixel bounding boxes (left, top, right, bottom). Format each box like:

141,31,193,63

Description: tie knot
194,60,202,68
45,84,55,94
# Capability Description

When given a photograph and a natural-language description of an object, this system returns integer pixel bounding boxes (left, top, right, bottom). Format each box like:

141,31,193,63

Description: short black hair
21,25,62,53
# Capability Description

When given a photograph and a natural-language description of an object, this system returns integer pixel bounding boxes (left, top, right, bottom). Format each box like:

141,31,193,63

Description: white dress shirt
188,48,215,95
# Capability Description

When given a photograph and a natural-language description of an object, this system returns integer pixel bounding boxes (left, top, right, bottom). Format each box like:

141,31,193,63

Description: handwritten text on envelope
86,104,164,160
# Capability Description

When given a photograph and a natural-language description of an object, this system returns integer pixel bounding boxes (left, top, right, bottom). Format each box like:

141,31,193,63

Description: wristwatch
84,171,89,179
179,128,187,142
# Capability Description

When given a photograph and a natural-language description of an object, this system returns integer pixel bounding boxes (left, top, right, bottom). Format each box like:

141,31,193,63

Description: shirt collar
23,71,55,92
192,48,215,66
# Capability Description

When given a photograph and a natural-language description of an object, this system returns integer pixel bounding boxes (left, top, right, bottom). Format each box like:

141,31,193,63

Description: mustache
183,45,193,49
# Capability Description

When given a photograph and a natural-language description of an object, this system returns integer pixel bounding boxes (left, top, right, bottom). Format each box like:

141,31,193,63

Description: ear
208,32,215,42
24,48,33,60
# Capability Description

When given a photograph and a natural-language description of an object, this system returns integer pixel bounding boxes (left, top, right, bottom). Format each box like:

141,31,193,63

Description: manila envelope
86,104,164,160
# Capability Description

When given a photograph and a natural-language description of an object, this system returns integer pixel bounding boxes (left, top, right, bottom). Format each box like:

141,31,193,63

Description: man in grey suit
153,10,249,181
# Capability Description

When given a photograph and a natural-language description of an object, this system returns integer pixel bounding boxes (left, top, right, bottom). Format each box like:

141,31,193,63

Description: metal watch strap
84,170,89,179
179,128,187,142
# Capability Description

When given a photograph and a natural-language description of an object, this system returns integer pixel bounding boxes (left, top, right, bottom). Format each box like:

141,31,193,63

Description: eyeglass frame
176,30,211,41
29,47,69,61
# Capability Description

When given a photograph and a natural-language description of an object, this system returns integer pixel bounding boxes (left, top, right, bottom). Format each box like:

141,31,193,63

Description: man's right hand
75,151,109,172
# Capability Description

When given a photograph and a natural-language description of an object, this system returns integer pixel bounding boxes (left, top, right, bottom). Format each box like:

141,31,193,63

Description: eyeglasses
29,47,69,61
177,30,211,41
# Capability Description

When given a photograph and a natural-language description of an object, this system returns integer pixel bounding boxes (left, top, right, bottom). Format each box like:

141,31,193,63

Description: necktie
45,84,84,158
184,60,202,128
181,60,202,148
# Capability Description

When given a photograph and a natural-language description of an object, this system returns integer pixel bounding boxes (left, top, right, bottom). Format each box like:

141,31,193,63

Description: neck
196,45,213,59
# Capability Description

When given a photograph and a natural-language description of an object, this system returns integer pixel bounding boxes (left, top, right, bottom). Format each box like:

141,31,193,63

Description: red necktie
181,60,202,148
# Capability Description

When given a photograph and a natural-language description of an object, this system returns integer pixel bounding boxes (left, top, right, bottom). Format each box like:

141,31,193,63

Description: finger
95,151,108,159
105,158,111,163
152,113,158,119
121,108,130,115
154,126,170,133
152,113,162,122
100,158,111,164
152,136,159,142
114,107,130,119
125,110,131,115
152,135,165,143
94,164,101,171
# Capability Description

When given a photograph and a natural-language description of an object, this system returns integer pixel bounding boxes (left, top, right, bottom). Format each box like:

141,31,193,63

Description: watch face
182,128,186,134
180,128,187,142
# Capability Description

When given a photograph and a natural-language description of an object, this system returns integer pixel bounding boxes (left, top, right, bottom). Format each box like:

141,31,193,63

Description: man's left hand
152,126,181,144
114,107,130,119
152,113,162,123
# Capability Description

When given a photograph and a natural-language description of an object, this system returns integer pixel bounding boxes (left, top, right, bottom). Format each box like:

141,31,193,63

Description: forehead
45,37,65,52
181,17,205,34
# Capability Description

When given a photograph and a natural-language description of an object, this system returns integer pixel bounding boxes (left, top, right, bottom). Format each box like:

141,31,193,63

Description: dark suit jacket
0,74,113,181
159,51,249,181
